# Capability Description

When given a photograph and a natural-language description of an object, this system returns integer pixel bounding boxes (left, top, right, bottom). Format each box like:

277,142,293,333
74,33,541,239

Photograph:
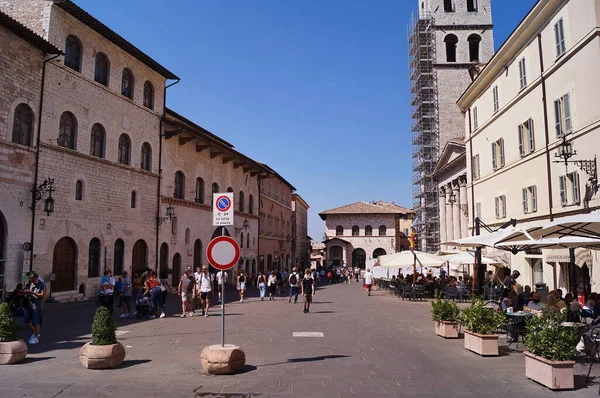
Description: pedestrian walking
301,268,315,314
275,269,283,295
237,268,247,303
23,272,45,344
268,270,277,301
159,271,172,306
120,271,132,318
178,268,195,318
199,265,212,316
257,272,267,300
215,269,228,305
100,270,115,315
144,271,165,319
364,268,374,296
288,267,300,303
354,267,360,282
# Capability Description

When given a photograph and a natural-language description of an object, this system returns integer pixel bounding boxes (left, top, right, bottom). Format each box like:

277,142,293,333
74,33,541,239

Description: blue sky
78,0,537,240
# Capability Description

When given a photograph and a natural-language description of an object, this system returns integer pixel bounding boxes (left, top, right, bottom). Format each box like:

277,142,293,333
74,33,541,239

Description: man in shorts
301,268,315,314
364,268,374,296
199,265,212,317
24,272,45,344
215,269,228,305
178,268,195,318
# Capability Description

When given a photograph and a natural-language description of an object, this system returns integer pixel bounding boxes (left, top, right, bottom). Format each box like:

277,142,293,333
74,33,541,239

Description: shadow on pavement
259,354,351,367
311,311,337,314
118,359,152,368
20,356,55,364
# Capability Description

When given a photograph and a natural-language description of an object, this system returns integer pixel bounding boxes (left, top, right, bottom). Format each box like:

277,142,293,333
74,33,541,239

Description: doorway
52,237,77,292
172,253,181,287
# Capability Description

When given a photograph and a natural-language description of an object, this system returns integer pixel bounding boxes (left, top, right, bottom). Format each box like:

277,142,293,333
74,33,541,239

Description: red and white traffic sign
206,236,240,270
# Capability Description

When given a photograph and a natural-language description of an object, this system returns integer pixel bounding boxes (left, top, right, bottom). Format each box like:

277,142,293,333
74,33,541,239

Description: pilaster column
453,181,461,242
439,187,447,245
445,184,454,243
342,245,347,266
459,176,469,239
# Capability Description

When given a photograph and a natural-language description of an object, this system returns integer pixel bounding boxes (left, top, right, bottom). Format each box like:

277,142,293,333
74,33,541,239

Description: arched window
64,35,82,72
90,123,105,158
212,183,219,194
248,194,254,215
121,68,134,98
12,104,34,146
141,142,152,171
352,225,359,236
185,228,191,244
445,35,458,62
174,171,185,199
143,81,154,109
246,233,250,249
88,237,101,277
227,187,233,193
468,34,481,63
58,111,77,149
75,180,83,201
118,134,131,165
195,177,205,203
336,226,344,236
379,225,387,236
365,225,373,236
94,53,109,86
132,239,148,275
240,232,244,247
373,248,387,259
113,238,124,276
131,191,137,208
239,191,245,212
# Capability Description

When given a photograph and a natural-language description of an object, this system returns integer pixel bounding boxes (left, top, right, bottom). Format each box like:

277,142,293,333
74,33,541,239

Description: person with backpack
288,267,300,304
237,269,247,303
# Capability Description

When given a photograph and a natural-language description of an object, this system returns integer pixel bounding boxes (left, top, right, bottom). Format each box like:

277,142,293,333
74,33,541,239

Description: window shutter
518,125,524,157
499,138,505,167
532,185,537,212
522,188,528,213
563,93,572,134
554,99,562,137
559,175,567,206
471,156,477,180
492,142,497,170
495,197,499,219
501,196,506,218
527,118,535,153
573,172,580,203
476,154,480,179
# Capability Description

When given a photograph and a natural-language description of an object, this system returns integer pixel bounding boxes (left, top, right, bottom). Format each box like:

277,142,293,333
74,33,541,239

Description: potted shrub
458,298,504,356
431,292,460,338
79,307,126,369
524,307,579,390
0,302,27,365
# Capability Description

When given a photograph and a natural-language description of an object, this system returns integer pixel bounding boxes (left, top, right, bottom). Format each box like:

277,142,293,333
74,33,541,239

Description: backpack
289,273,297,285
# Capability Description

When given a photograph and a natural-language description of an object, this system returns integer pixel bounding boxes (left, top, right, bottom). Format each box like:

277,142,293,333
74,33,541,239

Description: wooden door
194,239,202,269
172,253,181,287
52,237,77,292
132,240,147,275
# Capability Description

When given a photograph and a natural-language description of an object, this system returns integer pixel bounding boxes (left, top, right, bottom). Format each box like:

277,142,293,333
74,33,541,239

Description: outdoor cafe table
505,311,533,342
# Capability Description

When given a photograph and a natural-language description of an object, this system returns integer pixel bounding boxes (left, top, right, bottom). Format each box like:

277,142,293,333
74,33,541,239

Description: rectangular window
444,0,455,12
471,154,480,180
467,0,478,12
518,58,527,89
559,172,580,206
554,93,572,137
555,18,566,58
570,172,580,204
475,202,482,219
522,185,537,214
559,175,567,206
473,106,478,130
494,196,506,219
526,118,535,153
492,86,499,113
518,118,535,157
518,125,525,157
491,138,504,170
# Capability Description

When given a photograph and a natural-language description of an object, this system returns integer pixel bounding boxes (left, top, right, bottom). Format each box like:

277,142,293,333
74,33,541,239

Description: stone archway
373,248,387,259
52,237,77,292
330,246,343,266
172,253,181,287
132,239,148,275
352,248,367,269
211,227,231,239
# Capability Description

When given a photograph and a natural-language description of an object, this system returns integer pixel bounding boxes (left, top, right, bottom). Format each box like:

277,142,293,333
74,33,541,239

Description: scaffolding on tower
408,11,440,253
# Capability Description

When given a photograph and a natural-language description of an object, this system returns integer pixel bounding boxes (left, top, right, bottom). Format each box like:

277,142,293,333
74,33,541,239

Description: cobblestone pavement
2,281,600,397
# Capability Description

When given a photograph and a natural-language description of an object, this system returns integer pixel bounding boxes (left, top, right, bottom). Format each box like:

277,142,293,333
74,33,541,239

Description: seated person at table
456,276,464,289
582,293,597,318
545,294,561,311
522,285,532,305
501,291,516,311
548,290,567,310
565,293,582,312
390,276,397,288
397,274,405,283
525,293,543,311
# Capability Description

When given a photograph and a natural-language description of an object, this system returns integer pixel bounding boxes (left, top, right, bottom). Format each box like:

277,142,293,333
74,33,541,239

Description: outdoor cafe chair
458,287,471,302
400,284,413,301
445,286,458,301
413,285,425,301
583,325,600,386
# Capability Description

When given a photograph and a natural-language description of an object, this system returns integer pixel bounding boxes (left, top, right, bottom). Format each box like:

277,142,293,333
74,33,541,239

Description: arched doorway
373,248,387,259
172,253,181,287
352,248,366,269
113,239,124,276
211,227,230,239
132,239,148,275
330,246,343,266
52,237,77,292
194,239,202,269
159,242,168,276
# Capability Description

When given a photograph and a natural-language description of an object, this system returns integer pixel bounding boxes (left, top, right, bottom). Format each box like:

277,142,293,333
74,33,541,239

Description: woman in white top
267,270,277,301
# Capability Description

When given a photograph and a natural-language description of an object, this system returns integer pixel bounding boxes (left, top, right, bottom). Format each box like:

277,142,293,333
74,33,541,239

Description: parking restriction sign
213,192,234,226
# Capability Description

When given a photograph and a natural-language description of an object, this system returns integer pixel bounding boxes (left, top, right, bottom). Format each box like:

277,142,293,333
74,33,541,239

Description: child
115,277,124,308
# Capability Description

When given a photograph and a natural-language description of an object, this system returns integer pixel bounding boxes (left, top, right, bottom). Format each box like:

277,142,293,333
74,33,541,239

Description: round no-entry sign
206,236,240,270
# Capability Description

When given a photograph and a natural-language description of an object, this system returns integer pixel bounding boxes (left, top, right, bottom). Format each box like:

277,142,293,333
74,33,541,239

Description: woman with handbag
267,270,277,301
144,271,166,319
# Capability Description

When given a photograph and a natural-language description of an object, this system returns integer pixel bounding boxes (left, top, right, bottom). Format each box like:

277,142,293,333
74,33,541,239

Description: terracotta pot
463,330,499,356
79,342,126,369
0,339,27,365
434,321,459,338
524,351,574,390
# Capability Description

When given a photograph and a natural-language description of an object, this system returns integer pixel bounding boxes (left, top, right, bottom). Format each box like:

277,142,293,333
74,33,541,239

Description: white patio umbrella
528,211,600,240
377,250,445,269
441,226,534,253
495,236,600,250
445,251,501,265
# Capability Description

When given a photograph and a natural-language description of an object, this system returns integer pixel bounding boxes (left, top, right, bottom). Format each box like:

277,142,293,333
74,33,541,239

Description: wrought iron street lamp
553,135,598,191
157,203,175,227
32,178,56,216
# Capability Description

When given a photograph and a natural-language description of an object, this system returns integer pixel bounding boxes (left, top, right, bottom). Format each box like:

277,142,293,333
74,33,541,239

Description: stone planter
79,342,126,369
201,344,246,375
0,339,27,365
524,351,574,390
434,321,459,338
463,330,499,356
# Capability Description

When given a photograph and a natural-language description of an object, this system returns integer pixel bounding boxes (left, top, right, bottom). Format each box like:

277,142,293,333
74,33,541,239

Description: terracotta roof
319,201,413,220
0,10,61,54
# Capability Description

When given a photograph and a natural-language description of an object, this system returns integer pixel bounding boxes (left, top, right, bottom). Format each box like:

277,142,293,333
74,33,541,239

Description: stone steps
51,290,85,303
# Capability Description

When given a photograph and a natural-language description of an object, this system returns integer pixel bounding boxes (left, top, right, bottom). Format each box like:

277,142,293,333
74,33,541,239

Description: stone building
258,166,295,272
458,0,600,295
0,10,61,299
292,193,310,270
319,201,414,268
409,0,494,252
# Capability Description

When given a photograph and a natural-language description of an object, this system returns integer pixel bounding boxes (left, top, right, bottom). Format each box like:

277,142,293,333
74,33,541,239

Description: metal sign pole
221,228,225,347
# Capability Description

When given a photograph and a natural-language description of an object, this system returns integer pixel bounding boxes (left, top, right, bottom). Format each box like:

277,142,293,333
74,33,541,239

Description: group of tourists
321,266,360,284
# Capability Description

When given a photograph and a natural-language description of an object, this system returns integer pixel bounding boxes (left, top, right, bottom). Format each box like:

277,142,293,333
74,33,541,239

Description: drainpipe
538,34,554,222
155,78,180,271
29,54,60,276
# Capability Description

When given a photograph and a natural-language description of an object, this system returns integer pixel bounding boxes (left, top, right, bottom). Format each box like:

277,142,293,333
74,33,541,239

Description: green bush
458,298,505,335
525,306,579,361
91,307,117,346
431,291,459,322
0,302,18,342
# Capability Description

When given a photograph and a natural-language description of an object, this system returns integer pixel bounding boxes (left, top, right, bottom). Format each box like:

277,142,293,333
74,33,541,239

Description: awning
482,249,512,267
545,248,593,268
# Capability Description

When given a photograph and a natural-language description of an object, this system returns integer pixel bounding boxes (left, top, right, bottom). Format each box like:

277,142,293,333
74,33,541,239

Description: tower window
444,0,455,12
468,34,481,63
444,35,458,63
467,0,478,12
